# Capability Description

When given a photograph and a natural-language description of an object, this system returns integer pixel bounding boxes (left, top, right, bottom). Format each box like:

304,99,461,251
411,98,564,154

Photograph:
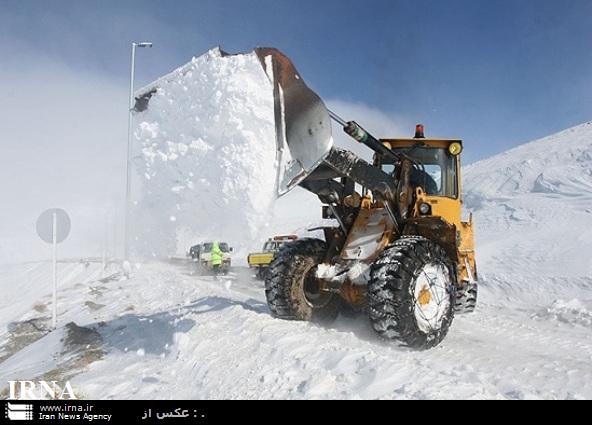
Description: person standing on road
211,241,223,276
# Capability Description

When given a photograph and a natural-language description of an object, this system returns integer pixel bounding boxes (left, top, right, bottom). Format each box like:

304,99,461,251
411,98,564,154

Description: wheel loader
252,48,478,349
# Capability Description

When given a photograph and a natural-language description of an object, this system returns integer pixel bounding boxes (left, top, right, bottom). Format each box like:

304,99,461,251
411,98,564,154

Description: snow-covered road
2,121,592,400
1,258,590,400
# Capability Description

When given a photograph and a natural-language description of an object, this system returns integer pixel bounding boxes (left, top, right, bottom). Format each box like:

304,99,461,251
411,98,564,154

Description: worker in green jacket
211,241,223,275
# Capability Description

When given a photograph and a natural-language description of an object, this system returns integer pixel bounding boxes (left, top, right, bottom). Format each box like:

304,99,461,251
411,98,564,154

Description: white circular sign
36,208,71,244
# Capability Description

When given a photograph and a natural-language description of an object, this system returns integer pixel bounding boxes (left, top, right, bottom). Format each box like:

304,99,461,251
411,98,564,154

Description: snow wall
132,48,278,258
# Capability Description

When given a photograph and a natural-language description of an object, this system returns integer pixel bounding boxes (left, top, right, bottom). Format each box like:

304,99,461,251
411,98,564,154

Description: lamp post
124,41,152,262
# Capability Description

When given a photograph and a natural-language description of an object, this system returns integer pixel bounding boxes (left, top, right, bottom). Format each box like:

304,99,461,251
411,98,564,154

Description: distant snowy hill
464,122,592,305
465,121,592,198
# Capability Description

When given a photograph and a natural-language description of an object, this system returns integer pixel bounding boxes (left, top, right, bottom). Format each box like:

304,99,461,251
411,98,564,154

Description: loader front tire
368,236,456,350
256,266,268,281
265,239,340,323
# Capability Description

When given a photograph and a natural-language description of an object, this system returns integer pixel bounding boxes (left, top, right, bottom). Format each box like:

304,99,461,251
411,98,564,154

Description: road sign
36,208,71,329
36,208,71,244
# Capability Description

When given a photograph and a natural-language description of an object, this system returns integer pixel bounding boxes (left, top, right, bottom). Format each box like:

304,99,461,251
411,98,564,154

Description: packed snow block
132,48,277,257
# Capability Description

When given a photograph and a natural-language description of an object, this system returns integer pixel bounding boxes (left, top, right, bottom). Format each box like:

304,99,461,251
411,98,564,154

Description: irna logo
7,380,77,400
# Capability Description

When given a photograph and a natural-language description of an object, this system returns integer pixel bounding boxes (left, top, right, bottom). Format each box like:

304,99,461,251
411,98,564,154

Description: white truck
197,242,233,274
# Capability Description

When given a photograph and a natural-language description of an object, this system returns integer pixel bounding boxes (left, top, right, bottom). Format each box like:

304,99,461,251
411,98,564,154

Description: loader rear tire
265,239,340,323
455,280,478,314
368,236,456,350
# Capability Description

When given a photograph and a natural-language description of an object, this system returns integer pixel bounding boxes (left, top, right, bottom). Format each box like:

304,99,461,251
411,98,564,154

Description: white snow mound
133,48,277,256
533,299,592,328
464,121,592,300
464,121,592,202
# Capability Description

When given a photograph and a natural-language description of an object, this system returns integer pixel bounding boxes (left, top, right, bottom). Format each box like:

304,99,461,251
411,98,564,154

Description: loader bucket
255,48,333,195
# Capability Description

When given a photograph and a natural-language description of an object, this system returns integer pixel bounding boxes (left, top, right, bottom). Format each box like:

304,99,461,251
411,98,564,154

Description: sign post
36,208,71,330
52,211,57,328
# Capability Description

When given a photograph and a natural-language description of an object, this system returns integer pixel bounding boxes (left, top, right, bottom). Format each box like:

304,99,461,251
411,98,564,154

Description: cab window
381,147,458,198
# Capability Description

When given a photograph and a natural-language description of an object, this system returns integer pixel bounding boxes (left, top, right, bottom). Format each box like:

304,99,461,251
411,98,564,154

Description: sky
0,0,591,261
2,0,591,160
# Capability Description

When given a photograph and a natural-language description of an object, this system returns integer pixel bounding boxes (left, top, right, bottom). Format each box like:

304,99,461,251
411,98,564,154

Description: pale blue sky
1,0,591,163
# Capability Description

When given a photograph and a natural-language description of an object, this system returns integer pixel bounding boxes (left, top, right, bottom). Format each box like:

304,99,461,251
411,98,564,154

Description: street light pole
124,41,152,262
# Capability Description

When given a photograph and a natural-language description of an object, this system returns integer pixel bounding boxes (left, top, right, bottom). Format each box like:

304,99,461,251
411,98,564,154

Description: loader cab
377,139,461,199
374,133,464,229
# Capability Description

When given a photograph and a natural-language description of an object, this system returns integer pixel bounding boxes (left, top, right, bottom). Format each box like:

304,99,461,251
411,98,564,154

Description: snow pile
463,121,592,302
533,299,592,328
133,48,277,257
464,121,592,203
316,262,370,285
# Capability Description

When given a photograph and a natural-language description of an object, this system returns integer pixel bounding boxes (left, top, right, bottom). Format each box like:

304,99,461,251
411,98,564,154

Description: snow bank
464,121,592,202
463,121,592,304
533,299,592,328
132,48,277,257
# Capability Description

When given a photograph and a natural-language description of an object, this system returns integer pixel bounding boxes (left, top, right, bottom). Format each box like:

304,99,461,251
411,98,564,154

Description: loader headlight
419,203,431,215
448,142,462,156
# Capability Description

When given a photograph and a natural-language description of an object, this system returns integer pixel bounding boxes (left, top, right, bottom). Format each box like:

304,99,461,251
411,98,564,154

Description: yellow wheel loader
253,48,478,349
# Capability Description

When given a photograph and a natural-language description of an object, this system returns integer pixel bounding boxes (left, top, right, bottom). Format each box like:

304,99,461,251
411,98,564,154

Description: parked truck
247,235,298,279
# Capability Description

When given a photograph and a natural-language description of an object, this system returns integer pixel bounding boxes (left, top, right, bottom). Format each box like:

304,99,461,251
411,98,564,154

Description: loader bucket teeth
255,48,333,195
